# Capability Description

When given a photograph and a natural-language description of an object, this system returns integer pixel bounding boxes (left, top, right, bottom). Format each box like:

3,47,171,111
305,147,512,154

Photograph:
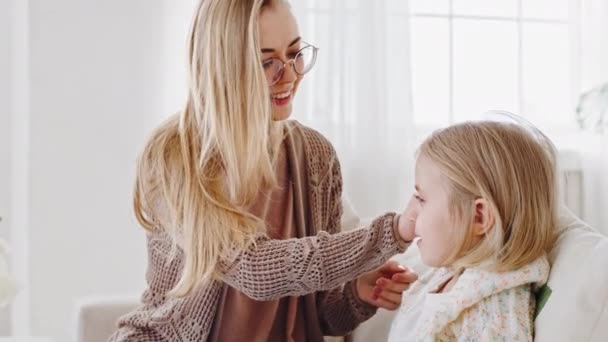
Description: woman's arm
219,213,409,301
313,195,416,336
219,144,411,301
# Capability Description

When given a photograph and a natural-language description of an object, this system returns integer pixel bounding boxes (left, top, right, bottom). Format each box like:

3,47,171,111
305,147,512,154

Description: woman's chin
272,107,292,121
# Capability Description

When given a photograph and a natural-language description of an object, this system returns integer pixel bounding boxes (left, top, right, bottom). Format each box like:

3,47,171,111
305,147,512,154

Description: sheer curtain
581,0,608,89
580,0,608,233
291,0,416,219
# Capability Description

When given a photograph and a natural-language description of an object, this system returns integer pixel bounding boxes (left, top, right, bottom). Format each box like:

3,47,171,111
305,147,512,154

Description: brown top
210,144,307,342
109,121,410,342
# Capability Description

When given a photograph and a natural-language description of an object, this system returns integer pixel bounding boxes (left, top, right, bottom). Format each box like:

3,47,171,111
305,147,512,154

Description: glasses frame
264,43,319,86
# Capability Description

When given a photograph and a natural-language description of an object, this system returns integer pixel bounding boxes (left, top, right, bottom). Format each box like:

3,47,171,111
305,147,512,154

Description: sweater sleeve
219,139,409,301
218,213,408,301
314,158,380,336
214,122,408,302
315,280,378,336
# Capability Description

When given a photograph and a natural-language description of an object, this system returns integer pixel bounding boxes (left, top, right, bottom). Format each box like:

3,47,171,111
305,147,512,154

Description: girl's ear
472,198,495,236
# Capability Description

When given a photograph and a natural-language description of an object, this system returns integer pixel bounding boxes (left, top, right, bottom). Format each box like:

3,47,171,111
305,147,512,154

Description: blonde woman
388,121,557,341
110,1,418,341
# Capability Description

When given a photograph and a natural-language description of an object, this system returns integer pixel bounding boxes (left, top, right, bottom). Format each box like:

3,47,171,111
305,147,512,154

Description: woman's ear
472,198,495,236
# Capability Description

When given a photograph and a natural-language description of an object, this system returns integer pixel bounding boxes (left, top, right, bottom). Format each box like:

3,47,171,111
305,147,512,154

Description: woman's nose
279,60,298,83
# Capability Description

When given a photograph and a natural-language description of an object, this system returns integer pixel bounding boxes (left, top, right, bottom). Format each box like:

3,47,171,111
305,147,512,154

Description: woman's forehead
259,3,300,50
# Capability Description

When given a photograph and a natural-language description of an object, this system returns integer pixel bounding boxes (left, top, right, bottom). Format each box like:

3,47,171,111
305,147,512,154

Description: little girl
388,121,557,341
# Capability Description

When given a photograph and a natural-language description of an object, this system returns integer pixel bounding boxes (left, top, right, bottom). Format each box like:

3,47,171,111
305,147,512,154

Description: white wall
0,0,13,334
19,1,173,340
1,0,12,241
1,0,197,340
160,0,197,115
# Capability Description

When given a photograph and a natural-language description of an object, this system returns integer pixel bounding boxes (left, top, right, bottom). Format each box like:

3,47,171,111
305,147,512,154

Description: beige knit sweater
109,121,409,341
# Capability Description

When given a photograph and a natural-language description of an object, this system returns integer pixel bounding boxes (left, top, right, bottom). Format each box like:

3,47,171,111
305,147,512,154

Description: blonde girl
388,121,557,341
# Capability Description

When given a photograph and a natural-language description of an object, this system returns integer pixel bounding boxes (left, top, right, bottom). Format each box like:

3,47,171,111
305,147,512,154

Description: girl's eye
414,194,425,204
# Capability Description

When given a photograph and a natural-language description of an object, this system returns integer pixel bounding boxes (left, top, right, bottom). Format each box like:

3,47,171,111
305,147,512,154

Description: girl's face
259,3,303,121
412,155,459,268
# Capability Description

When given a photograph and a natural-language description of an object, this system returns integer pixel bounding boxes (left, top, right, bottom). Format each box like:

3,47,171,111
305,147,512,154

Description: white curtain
581,0,608,90
291,0,416,219
580,0,608,234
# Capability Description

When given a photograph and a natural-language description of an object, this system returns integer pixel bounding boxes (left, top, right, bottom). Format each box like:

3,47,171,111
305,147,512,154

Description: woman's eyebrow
260,37,301,53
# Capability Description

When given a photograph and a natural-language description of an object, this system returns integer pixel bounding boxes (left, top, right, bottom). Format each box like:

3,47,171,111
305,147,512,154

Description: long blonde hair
133,0,284,296
419,121,558,272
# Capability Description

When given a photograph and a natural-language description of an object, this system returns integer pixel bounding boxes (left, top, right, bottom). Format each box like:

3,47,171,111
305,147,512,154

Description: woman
110,1,417,341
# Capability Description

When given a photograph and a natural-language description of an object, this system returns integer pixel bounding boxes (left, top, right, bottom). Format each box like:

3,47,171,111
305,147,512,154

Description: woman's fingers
375,271,418,292
378,261,406,276
392,269,418,284
371,269,418,309
370,295,401,310
373,286,403,304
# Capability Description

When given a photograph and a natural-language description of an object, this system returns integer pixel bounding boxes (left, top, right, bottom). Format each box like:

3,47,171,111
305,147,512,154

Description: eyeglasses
262,44,319,86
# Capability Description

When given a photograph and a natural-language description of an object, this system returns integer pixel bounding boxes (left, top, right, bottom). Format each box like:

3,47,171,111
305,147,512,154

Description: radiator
558,150,584,219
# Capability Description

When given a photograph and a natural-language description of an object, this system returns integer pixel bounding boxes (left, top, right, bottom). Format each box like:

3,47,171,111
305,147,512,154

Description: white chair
73,295,139,342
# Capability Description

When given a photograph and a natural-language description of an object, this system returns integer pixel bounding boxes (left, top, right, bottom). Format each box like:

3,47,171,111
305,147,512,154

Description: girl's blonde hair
133,0,284,296
419,121,558,272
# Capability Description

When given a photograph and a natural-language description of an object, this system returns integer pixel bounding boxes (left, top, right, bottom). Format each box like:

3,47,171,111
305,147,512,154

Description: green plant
576,82,608,134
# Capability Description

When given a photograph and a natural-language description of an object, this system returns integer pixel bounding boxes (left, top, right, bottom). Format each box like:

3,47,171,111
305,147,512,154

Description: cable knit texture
108,121,408,341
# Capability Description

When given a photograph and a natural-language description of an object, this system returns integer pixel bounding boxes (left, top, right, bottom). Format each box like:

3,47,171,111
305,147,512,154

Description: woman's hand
397,197,418,242
356,261,418,310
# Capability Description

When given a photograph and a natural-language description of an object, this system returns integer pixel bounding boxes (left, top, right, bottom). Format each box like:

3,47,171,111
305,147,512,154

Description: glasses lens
294,46,317,75
263,58,284,85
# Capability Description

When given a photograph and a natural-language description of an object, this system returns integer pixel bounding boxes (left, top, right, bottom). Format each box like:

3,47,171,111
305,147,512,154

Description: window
293,0,581,143
405,0,580,135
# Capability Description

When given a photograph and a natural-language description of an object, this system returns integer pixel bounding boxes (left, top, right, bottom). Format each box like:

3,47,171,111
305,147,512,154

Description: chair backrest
534,209,608,342
73,295,139,342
